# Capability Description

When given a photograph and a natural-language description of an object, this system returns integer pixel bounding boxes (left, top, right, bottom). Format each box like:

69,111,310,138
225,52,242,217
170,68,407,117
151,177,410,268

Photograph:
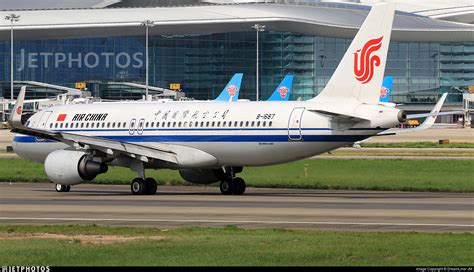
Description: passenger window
65,123,69,128
245,121,249,127
60,123,63,128
107,123,110,128
167,122,171,127
123,122,126,128
173,122,176,127
239,121,243,127
269,121,273,127
217,122,221,127
50,123,53,128
76,123,79,128
101,123,105,128
86,123,89,128
145,122,149,128
90,123,94,128
117,122,121,128
263,121,266,127
112,122,116,128
178,122,182,127
151,122,154,127
251,121,255,127
211,121,215,127
183,122,186,127
81,123,84,128
257,121,260,127
223,121,226,127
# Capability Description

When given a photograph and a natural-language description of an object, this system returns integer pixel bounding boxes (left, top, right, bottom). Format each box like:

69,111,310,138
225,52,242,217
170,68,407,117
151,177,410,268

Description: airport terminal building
0,0,473,121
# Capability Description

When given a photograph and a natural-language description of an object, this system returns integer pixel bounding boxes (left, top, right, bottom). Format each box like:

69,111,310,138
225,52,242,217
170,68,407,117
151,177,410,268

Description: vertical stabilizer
215,73,243,102
311,4,395,104
379,76,393,103
267,74,294,101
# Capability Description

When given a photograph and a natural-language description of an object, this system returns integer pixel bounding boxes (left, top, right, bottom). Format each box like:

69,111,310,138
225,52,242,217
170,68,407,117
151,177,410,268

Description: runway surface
1,183,472,232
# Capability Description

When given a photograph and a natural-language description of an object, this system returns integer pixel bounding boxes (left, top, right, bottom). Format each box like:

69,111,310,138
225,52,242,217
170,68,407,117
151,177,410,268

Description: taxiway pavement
1,183,472,232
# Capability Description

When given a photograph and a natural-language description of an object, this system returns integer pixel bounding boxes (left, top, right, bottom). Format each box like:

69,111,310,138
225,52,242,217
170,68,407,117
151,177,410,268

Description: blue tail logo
379,76,393,103
267,74,294,101
215,73,243,102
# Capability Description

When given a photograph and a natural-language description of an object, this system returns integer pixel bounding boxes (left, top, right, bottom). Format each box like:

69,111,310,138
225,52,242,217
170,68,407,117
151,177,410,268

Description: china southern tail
379,76,393,103
267,74,294,101
214,73,243,102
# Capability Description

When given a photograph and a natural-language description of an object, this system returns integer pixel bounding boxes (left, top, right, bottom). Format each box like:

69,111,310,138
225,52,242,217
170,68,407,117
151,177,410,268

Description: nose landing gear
55,184,71,192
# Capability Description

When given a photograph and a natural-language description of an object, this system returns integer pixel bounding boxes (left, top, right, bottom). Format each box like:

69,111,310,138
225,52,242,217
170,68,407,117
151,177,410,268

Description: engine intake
44,150,108,185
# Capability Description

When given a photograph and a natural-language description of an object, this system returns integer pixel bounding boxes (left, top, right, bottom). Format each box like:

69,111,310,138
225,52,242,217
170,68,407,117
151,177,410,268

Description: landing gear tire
131,178,147,195
55,184,71,192
220,180,234,195
145,178,157,195
233,177,246,195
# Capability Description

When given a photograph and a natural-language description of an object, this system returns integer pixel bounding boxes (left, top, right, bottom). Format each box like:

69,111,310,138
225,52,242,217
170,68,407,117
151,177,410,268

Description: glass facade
1,32,473,104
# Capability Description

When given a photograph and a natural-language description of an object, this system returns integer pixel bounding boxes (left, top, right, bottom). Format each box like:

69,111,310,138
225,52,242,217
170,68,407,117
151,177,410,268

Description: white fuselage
13,100,389,168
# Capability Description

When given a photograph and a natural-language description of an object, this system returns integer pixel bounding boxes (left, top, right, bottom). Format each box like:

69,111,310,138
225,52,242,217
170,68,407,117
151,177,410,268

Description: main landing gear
55,184,71,192
218,167,246,195
131,177,157,195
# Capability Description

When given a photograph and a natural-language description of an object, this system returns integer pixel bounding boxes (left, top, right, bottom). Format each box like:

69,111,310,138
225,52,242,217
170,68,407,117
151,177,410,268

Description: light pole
252,24,265,101
141,20,154,100
5,14,20,100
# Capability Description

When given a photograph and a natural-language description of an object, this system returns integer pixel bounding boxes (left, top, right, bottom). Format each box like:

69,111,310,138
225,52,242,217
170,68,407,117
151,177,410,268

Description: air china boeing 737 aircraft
12,4,411,195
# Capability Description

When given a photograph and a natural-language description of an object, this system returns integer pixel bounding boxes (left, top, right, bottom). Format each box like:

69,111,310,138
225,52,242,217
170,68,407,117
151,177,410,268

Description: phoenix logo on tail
353,36,383,84
226,85,238,98
278,86,289,98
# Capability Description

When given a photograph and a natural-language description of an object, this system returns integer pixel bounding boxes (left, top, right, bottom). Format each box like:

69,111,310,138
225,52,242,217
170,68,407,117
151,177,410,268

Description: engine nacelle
44,150,108,185
179,169,220,185
354,104,406,128
179,167,243,185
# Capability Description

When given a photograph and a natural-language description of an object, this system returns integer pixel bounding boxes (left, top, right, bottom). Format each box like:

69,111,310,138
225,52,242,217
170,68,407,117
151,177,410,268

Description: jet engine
179,167,243,185
44,150,108,185
179,169,220,184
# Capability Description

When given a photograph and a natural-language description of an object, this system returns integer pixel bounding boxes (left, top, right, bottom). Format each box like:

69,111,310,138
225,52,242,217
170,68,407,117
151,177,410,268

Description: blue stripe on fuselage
14,134,370,143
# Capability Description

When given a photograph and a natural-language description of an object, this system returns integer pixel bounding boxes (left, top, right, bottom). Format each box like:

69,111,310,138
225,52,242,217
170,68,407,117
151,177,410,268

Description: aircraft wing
9,87,178,164
406,111,463,119
378,92,449,136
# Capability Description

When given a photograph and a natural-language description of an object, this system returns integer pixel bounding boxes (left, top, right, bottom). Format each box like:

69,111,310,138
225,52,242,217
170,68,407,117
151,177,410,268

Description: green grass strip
0,225,472,266
361,142,474,148
1,158,473,192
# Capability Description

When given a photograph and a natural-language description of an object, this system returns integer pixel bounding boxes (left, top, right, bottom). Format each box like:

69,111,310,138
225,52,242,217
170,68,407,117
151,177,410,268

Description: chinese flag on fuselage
57,114,67,122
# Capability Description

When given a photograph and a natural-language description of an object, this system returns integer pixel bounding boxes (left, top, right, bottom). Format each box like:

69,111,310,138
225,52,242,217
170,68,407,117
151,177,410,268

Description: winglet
8,86,26,128
267,74,294,101
215,73,243,102
378,92,449,135
416,92,448,130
